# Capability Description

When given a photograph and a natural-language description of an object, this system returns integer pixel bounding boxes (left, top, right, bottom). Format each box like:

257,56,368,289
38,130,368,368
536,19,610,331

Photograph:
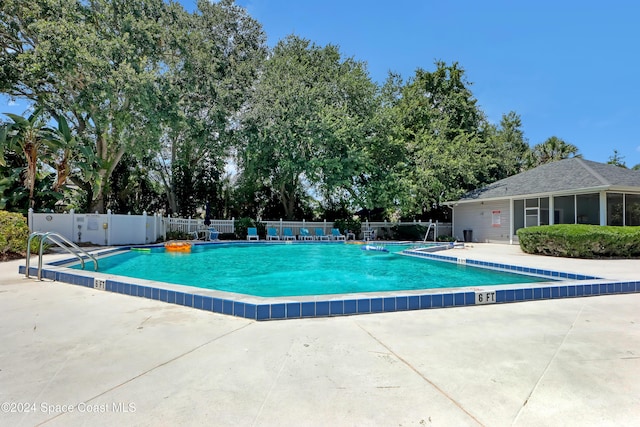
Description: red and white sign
492,210,501,227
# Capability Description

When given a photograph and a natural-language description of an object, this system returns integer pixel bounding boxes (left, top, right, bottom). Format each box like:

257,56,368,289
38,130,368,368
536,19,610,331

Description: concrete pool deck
1,244,639,426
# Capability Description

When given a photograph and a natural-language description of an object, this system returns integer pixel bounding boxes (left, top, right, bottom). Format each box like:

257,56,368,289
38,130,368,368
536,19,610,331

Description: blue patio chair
208,227,220,241
247,227,259,241
267,227,280,240
299,228,313,241
331,228,346,241
283,228,296,240
314,228,330,241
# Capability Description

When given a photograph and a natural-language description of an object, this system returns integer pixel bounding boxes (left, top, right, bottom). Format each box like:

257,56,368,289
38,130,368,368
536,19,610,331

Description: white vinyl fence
28,209,165,246
28,208,452,246
166,218,452,241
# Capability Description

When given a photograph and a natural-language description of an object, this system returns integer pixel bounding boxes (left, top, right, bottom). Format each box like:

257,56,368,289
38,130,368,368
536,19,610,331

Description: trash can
463,229,473,242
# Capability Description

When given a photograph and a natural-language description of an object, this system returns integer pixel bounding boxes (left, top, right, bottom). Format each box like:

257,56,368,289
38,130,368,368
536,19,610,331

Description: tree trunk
280,189,296,220
24,143,37,210
90,189,105,213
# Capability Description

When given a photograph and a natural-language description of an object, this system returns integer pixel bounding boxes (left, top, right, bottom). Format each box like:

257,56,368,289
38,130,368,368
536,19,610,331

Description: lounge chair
299,228,313,241
247,227,259,241
208,227,220,241
283,228,296,240
192,229,207,240
267,227,280,240
331,228,346,241
314,228,330,240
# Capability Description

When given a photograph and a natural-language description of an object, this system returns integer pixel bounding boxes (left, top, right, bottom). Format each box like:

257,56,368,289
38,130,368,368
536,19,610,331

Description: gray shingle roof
454,158,640,202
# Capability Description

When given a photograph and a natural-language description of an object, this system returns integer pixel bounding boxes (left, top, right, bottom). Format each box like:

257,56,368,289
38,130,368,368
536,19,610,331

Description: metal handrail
423,221,436,242
26,232,99,280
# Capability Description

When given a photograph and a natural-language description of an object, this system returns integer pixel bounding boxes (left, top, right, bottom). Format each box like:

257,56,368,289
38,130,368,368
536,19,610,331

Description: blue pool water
73,243,549,297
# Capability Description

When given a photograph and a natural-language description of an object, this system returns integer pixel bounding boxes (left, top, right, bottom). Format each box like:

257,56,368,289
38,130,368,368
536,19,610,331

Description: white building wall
453,200,511,243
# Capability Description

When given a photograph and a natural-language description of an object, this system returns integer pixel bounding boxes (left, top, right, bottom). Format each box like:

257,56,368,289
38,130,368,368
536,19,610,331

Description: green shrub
517,224,640,258
233,217,265,239
165,230,192,241
0,210,30,258
255,222,266,238
333,218,361,236
165,230,236,241
389,224,428,241
378,227,391,240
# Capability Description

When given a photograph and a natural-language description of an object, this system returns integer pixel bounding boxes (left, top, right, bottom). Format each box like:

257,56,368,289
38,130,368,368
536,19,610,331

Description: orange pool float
164,241,192,252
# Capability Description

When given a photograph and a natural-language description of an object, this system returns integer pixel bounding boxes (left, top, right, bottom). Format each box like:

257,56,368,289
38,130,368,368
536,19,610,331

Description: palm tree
46,115,80,192
0,108,59,209
528,136,580,167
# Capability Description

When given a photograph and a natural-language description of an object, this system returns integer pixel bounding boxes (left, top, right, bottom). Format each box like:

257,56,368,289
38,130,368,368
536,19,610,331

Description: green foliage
528,136,580,167
517,225,640,258
333,218,361,236
0,151,62,214
1,2,563,220
1,0,266,214
485,111,530,180
1,0,162,211
164,230,192,241
106,154,165,214
233,217,265,239
233,217,253,240
154,0,266,217
331,73,408,219
607,150,626,168
389,224,428,241
239,35,378,219
0,210,29,257
0,151,28,212
387,62,500,218
0,108,60,209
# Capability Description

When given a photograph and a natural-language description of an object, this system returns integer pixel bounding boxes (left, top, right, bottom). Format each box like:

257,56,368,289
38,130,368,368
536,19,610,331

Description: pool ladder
26,232,99,280
423,221,436,242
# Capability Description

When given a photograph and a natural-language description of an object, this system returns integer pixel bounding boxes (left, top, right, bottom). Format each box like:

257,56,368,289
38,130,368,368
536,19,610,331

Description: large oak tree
239,35,378,219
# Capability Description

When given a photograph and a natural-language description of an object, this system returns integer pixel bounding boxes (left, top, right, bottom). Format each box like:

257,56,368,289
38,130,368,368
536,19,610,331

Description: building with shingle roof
445,158,640,244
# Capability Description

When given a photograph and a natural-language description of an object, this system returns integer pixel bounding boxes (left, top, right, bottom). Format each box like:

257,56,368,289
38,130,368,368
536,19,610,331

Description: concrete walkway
1,245,639,426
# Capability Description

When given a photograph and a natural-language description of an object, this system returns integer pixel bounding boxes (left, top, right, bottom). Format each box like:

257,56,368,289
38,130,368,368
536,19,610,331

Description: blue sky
3,1,639,166
222,0,640,167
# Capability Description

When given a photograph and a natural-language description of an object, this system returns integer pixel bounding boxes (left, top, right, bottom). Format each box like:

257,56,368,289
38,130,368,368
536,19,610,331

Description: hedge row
0,211,30,259
517,224,640,258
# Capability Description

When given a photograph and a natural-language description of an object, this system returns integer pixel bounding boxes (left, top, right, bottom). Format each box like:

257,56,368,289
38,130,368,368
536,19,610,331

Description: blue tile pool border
18,247,640,321
400,249,601,280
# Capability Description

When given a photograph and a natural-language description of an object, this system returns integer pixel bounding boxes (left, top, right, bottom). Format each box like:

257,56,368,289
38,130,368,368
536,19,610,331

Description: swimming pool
23,241,631,321
70,243,549,297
